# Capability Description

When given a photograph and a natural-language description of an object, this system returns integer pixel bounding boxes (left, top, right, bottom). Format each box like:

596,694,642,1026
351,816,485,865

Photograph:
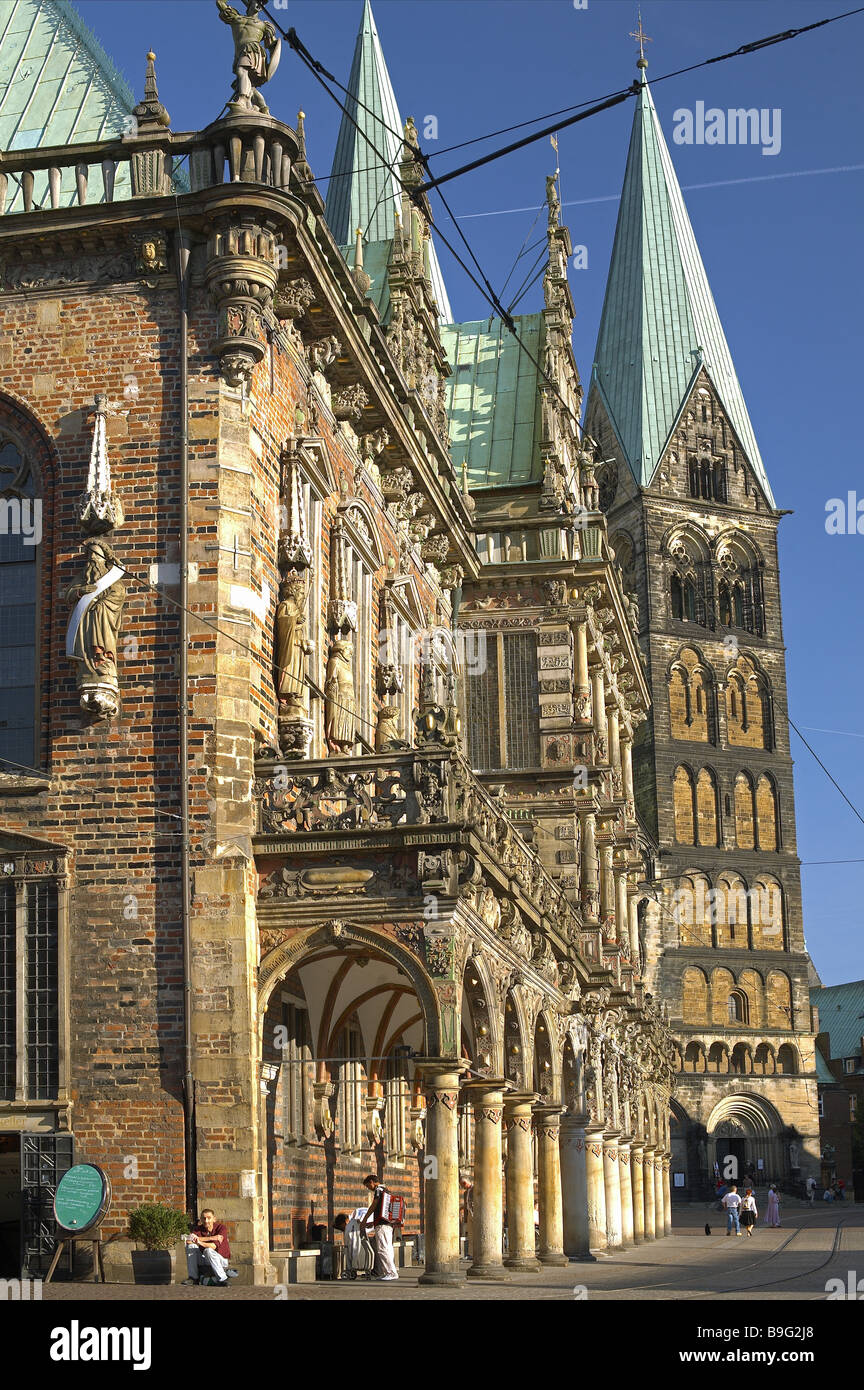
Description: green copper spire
325,0,452,322
588,73,775,506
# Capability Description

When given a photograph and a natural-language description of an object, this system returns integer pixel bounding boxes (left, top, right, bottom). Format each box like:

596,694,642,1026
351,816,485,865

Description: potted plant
128,1203,190,1285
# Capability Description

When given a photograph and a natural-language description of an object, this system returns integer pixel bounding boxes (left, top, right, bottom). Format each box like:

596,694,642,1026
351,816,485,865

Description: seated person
183,1208,237,1286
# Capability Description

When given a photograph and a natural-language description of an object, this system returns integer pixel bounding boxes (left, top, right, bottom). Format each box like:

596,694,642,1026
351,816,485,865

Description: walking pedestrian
722,1183,742,1236
764,1184,781,1227
740,1188,758,1237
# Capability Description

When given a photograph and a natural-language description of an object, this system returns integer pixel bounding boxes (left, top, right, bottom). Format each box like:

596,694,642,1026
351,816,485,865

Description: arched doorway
258,925,439,1254
706,1093,786,1189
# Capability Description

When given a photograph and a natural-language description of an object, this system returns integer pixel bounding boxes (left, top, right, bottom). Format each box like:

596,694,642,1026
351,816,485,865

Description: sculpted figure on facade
216,0,281,114
66,538,126,719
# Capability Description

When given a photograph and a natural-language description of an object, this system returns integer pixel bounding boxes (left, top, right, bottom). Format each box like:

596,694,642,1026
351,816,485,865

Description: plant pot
131,1249,175,1285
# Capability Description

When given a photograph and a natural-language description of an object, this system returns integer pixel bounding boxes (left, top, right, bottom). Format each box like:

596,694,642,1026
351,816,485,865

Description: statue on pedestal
216,0,281,114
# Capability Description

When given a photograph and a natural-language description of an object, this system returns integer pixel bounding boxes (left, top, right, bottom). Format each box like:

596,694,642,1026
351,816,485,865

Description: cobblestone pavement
36,1207,863,1301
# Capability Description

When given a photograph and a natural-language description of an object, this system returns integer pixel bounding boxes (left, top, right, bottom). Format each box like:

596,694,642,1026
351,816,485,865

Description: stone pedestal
560,1114,595,1260
503,1092,540,1272
630,1143,645,1243
603,1133,623,1249
585,1127,607,1253
618,1138,634,1248
415,1059,468,1285
534,1106,567,1266
463,1079,507,1280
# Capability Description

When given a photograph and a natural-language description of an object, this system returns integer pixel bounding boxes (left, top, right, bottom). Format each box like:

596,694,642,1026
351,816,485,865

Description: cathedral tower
585,67,819,1192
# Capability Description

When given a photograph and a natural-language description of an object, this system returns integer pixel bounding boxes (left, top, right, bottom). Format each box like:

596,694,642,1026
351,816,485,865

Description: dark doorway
0,1134,20,1276
718,1137,747,1187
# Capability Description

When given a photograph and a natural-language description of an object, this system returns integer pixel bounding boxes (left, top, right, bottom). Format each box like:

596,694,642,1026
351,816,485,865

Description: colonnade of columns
416,1060,672,1285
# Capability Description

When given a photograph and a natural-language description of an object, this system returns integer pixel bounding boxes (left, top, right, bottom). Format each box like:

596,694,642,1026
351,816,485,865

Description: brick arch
673,764,696,845
734,770,756,849
461,955,502,1076
751,874,785,950
766,971,793,1030
755,773,779,851
695,766,720,847
682,966,709,1024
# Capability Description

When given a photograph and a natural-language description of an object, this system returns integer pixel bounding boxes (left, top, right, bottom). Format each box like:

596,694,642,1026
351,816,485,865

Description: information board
53,1164,111,1234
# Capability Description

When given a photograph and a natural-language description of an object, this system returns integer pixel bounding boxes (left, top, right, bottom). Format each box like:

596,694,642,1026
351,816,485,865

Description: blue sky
76,0,864,984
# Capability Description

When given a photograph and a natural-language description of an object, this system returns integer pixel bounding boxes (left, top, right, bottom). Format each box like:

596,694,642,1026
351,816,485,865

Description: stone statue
546,173,560,227
324,637,356,752
216,0,281,114
274,572,311,712
66,540,126,678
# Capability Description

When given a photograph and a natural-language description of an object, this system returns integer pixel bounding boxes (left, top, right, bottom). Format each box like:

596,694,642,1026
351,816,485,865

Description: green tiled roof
812,981,864,1063
0,0,135,212
814,1047,835,1085
588,75,775,506
324,0,452,323
442,315,542,488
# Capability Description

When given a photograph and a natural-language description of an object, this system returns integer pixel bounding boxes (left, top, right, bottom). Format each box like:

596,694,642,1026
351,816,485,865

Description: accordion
380,1192,406,1225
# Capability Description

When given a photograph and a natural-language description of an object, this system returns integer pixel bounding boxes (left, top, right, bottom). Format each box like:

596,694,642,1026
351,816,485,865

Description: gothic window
668,535,709,626
755,774,778,850
734,772,756,849
668,648,712,743
673,766,695,844
696,768,719,846
465,630,540,771
0,431,39,771
338,504,382,750
726,658,771,750
716,544,765,635
0,868,61,1101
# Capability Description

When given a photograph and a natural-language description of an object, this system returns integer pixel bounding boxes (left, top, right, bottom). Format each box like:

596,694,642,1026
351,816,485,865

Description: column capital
503,1091,538,1128
414,1058,470,1090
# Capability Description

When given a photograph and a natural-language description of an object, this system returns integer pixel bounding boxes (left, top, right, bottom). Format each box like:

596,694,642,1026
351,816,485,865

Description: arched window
696,768,719,846
777,1044,798,1075
756,774,778,850
734,772,756,849
708,1042,729,1074
0,430,39,770
728,991,749,1025
673,766,695,844
669,648,711,742
671,573,684,620
726,656,771,750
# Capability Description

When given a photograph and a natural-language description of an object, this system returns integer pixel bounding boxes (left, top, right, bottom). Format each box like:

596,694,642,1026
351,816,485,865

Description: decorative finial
630,9,652,70
352,228,372,296
132,49,171,131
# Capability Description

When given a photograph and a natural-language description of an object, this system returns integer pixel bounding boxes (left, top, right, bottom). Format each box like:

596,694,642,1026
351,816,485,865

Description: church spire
324,0,452,322
587,73,775,506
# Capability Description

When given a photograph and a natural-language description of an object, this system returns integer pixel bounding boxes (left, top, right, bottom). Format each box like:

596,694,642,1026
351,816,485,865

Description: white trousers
374,1224,398,1279
187,1246,229,1283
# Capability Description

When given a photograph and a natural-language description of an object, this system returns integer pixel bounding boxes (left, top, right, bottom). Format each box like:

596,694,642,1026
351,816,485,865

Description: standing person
836,1178,846,1202
740,1188,758,1237
361,1175,399,1282
722,1184,742,1237
806,1175,817,1205
764,1184,781,1227
182,1208,237,1286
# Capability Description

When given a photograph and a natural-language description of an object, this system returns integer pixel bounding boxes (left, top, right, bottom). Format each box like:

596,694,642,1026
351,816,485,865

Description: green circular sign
54,1164,111,1234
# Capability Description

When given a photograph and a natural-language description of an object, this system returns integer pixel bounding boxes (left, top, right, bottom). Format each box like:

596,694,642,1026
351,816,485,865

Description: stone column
621,735,635,816
630,1142,645,1243
591,666,608,759
618,1138,634,1248
585,1127,607,1253
627,882,640,965
614,867,628,948
574,620,591,725
663,1153,672,1236
653,1149,666,1240
580,808,599,922
415,1059,468,1285
642,1143,656,1240
603,1132,623,1250
463,1079,507,1280
533,1106,567,1266
607,702,621,782
559,1113,594,1261
503,1092,540,1272
599,840,615,929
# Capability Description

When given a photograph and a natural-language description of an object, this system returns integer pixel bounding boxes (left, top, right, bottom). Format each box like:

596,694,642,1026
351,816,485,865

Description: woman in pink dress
764,1184,781,1227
